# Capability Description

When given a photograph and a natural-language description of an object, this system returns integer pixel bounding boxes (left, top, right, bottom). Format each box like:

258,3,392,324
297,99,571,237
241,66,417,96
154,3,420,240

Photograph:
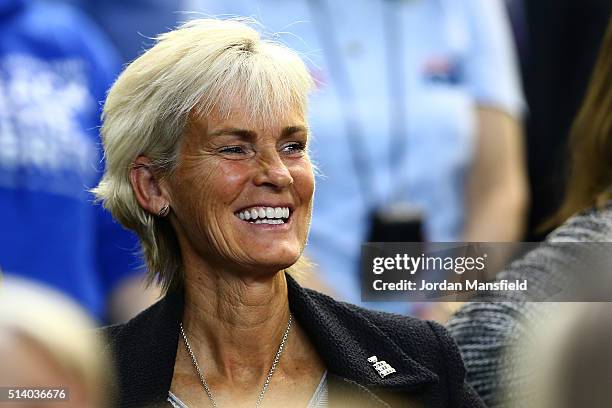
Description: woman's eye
281,142,306,155
218,146,247,155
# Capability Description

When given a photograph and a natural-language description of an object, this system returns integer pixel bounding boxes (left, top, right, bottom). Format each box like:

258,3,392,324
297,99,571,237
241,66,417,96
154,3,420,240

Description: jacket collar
286,275,438,390
110,273,437,406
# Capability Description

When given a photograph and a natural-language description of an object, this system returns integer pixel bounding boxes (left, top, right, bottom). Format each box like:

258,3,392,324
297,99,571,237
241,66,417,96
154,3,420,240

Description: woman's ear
130,156,170,216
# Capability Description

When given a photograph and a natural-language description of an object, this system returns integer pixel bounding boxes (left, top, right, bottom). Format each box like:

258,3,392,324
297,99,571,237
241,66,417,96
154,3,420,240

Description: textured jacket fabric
447,203,612,407
100,274,484,408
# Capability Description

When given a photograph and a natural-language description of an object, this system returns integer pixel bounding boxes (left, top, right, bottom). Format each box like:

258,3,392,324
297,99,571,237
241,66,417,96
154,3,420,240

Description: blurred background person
512,0,612,241
183,0,528,313
447,18,612,406
0,275,113,408
501,303,612,408
47,0,182,64
0,0,159,323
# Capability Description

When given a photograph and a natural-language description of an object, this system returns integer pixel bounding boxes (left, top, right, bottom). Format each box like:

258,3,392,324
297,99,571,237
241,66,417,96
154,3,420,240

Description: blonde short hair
92,18,313,292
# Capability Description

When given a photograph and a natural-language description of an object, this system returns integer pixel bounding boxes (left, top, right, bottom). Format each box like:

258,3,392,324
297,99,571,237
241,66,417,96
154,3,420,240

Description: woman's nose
253,152,294,189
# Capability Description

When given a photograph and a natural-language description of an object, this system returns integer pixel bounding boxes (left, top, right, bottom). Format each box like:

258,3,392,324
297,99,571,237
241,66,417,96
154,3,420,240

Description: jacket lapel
286,275,438,404
106,287,183,407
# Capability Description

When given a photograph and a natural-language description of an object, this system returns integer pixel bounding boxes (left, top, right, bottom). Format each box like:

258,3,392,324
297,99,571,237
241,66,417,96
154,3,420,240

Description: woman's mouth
234,206,291,224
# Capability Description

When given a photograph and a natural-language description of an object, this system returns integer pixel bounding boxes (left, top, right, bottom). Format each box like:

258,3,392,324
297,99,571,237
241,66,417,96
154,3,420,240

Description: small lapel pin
367,355,396,378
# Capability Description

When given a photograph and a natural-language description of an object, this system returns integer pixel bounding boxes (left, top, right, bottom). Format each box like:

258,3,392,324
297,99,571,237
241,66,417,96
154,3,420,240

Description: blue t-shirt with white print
0,0,141,320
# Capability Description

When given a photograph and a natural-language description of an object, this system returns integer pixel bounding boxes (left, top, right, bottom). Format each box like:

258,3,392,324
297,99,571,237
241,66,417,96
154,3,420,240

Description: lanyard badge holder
369,203,424,243
309,0,424,243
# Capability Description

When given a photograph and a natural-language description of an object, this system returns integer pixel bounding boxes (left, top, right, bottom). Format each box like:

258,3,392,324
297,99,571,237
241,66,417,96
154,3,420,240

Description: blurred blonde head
503,303,612,408
0,276,113,407
91,18,314,293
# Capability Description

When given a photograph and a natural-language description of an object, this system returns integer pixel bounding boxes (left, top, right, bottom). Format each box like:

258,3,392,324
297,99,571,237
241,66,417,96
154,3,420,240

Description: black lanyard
306,0,410,207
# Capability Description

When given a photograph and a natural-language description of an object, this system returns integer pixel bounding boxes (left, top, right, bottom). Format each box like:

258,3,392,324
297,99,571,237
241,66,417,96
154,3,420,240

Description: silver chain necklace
179,314,293,408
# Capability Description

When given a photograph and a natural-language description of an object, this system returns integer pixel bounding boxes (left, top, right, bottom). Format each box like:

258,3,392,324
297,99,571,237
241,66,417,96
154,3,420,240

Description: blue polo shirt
0,0,141,320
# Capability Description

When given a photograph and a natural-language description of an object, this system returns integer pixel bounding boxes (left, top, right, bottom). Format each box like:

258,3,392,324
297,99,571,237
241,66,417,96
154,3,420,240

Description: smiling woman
93,18,484,408
161,104,314,280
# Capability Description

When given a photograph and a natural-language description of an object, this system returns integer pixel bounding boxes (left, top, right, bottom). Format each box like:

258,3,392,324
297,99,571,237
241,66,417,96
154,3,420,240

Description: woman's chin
234,238,303,266
254,256,299,273
239,252,300,275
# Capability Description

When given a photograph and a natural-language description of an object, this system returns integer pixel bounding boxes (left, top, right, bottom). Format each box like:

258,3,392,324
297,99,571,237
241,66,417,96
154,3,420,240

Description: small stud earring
157,204,170,217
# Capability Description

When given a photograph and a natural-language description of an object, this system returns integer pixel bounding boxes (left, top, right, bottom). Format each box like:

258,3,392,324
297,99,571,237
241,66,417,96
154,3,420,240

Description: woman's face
166,102,314,276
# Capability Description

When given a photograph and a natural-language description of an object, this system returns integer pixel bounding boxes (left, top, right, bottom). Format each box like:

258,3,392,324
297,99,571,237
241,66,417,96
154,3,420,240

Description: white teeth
254,219,284,224
235,206,291,222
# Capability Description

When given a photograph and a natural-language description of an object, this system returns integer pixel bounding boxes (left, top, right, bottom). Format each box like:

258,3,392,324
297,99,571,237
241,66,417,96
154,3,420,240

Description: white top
167,370,328,407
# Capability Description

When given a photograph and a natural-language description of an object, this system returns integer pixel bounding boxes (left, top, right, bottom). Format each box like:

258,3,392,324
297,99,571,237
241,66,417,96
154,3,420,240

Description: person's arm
459,0,529,241
463,107,529,241
447,301,534,406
